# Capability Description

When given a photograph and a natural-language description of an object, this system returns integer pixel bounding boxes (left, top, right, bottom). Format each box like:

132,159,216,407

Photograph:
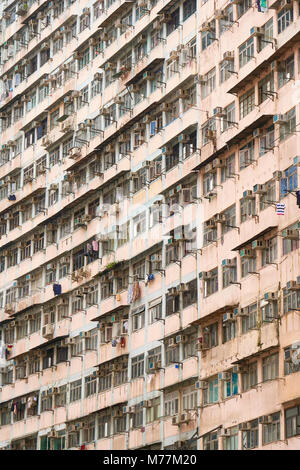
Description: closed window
262,353,279,381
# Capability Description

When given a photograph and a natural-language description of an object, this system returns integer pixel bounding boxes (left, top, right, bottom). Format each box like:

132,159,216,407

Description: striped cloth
276,203,285,215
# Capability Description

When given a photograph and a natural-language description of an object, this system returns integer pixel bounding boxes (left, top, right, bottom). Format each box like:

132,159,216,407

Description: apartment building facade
0,0,299,451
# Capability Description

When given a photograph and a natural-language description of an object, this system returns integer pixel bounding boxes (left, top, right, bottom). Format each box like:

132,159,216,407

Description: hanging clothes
92,240,98,252
296,190,300,208
127,285,133,304
120,336,126,348
132,282,141,302
111,339,117,347
53,283,62,295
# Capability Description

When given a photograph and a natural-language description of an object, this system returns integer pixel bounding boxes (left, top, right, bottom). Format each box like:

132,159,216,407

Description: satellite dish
291,341,300,366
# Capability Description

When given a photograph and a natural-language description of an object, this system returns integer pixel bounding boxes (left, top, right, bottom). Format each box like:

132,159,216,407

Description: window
165,338,179,366
148,298,162,324
262,412,280,445
239,88,255,119
146,397,160,424
70,379,82,402
285,405,300,438
284,346,300,375
237,0,251,17
222,259,237,288
242,420,259,449
203,268,218,297
278,54,294,88
132,306,145,331
183,0,196,20
223,372,238,399
42,349,54,370
85,375,97,397
242,303,257,334
279,107,296,142
50,109,59,130
221,205,236,235
99,373,112,392
258,19,273,52
203,431,219,450
203,169,217,194
241,254,257,278
131,354,144,379
258,73,275,104
41,392,53,413
262,353,279,381
221,102,236,132
80,12,90,32
166,8,179,36
132,404,143,428
78,48,90,70
242,362,258,392
97,412,111,438
166,59,179,81
283,289,300,313
201,68,216,99
220,58,235,84
259,126,275,156
166,292,180,316
183,332,198,359
239,38,254,68
164,392,179,416
221,154,236,182
201,20,216,50
240,193,256,222
280,165,298,200
202,322,218,349
182,279,197,308
203,376,219,405
219,5,234,34
165,243,179,266
203,223,217,247
261,237,277,266
222,318,237,343
277,6,293,34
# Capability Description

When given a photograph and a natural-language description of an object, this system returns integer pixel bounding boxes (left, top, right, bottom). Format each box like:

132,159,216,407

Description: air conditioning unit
212,158,225,169
42,324,54,338
286,280,300,291
148,360,161,372
140,400,151,408
240,248,255,258
49,184,58,191
239,422,251,431
223,51,234,61
143,71,155,80
167,338,176,348
213,107,226,117
175,335,187,344
160,13,172,23
104,62,116,71
253,184,266,194
41,136,52,147
250,26,264,36
48,430,58,438
282,229,299,240
222,258,236,267
259,415,273,424
243,190,254,199
205,218,217,229
178,133,191,144
264,292,278,301
114,96,125,105
223,312,234,322
252,240,266,250
273,114,288,125
195,380,208,389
